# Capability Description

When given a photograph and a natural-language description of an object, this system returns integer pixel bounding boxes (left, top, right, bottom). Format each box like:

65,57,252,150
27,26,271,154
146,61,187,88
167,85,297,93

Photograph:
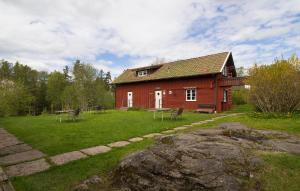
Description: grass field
1,106,300,191
192,112,300,135
0,110,215,155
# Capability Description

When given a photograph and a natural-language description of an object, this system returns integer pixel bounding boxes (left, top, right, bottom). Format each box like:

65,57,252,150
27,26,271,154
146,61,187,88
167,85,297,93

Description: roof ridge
130,51,230,70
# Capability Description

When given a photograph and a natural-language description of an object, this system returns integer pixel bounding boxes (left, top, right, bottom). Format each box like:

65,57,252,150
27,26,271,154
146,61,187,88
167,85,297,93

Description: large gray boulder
74,122,300,191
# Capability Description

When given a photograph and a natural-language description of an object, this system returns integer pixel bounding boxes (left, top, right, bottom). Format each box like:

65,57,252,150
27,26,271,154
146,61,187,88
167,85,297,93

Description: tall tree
63,65,71,81
72,60,97,110
104,71,112,90
99,69,104,80
0,60,12,80
47,71,67,112
35,71,49,113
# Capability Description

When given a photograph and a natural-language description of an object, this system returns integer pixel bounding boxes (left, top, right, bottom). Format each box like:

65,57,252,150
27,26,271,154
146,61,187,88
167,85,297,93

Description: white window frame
137,70,148,77
186,88,197,101
222,67,227,76
223,89,227,102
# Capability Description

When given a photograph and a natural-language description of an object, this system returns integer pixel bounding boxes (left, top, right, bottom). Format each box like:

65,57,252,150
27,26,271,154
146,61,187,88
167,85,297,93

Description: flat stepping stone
174,126,188,131
162,130,176,134
0,150,45,166
0,144,32,157
50,151,87,166
143,133,162,138
81,146,111,156
0,138,22,150
184,125,192,127
0,129,23,150
128,137,143,142
5,158,50,177
108,141,130,148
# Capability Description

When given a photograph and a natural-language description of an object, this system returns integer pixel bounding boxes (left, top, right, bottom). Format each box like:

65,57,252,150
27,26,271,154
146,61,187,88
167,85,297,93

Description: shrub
247,55,300,113
232,88,249,105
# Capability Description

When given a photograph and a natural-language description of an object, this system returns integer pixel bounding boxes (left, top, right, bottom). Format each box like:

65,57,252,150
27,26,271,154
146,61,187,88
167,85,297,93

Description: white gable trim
219,52,231,72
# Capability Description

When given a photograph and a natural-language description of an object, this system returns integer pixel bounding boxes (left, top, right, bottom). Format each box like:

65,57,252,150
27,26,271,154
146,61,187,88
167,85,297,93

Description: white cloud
0,0,299,76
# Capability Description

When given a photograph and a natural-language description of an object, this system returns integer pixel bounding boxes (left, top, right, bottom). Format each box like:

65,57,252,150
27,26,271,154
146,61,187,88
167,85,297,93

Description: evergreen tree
104,71,112,90
63,65,71,81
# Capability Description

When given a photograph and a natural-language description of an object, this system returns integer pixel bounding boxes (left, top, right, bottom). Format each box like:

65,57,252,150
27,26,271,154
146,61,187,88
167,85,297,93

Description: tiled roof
113,52,231,84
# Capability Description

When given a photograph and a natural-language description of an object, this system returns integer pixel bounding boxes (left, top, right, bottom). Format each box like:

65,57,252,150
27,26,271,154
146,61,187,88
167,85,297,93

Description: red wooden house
113,52,243,112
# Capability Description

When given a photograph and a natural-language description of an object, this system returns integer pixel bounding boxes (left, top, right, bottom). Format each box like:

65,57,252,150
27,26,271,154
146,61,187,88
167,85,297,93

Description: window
137,70,148,77
222,67,227,76
186,88,196,101
223,89,227,102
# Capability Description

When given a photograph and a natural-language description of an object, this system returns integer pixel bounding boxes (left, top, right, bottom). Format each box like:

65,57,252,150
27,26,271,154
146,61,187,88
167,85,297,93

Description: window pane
186,89,196,101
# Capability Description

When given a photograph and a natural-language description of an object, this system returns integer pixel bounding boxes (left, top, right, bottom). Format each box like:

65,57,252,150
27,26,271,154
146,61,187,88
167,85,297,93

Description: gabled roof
113,52,232,84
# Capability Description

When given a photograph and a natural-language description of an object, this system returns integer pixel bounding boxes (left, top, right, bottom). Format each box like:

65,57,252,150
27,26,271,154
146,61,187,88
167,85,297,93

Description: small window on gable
186,88,196,101
222,67,227,76
137,70,148,77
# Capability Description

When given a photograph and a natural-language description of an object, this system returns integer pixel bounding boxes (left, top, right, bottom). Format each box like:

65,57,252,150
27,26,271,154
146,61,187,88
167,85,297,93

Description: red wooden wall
115,74,233,112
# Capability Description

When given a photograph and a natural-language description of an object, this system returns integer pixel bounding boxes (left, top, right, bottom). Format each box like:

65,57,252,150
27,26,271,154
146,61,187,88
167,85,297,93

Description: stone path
5,159,50,177
143,133,162,138
0,129,42,190
50,151,87,166
173,126,188,131
0,144,32,157
0,150,45,166
108,141,130,148
81,145,111,156
161,129,176,134
0,113,241,185
128,137,143,142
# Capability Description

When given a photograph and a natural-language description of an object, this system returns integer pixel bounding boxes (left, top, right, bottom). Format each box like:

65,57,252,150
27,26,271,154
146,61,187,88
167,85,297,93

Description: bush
232,88,249,105
247,55,300,113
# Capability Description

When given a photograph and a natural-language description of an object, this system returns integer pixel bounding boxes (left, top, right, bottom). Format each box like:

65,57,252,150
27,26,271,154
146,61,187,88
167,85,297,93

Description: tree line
0,60,114,116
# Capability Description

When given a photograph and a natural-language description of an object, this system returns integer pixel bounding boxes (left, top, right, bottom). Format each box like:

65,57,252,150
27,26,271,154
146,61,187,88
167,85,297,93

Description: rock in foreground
74,122,300,191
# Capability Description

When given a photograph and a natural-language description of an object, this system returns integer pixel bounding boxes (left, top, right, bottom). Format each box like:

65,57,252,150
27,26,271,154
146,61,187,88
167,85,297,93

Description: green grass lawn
1,106,300,191
0,110,215,155
193,109,300,136
260,153,300,191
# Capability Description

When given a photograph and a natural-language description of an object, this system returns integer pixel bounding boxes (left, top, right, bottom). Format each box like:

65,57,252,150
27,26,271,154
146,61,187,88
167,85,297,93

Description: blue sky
0,0,299,77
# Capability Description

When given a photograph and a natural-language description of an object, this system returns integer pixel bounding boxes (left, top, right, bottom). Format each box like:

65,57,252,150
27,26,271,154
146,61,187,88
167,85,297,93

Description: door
127,92,133,107
155,90,162,109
